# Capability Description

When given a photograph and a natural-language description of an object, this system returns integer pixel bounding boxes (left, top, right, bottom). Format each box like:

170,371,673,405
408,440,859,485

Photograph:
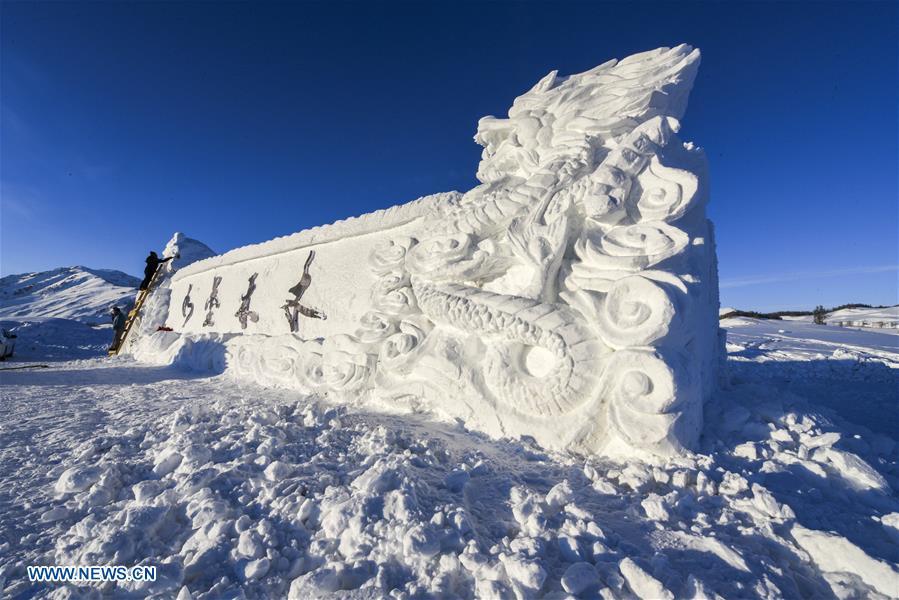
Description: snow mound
162,232,217,275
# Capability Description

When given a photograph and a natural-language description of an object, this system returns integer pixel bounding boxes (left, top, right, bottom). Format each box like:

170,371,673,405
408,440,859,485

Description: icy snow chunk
800,431,841,449
881,513,899,544
242,557,270,581
641,493,670,521
618,464,653,492
55,466,101,494
403,524,441,558
684,574,724,600
561,562,600,595
351,460,401,494
40,506,71,522
264,460,293,481
297,498,316,524
176,586,193,600
668,531,750,573
823,448,889,492
510,486,546,537
750,483,795,520
792,524,899,598
733,442,759,461
133,480,163,502
545,480,574,514
718,471,749,496
499,553,547,596
619,557,673,600
237,530,264,559
153,448,183,477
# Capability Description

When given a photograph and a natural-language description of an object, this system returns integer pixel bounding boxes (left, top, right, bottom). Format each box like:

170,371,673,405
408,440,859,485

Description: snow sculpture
158,45,719,458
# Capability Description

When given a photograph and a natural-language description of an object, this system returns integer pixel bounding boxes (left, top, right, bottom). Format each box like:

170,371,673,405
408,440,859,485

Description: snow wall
137,45,721,459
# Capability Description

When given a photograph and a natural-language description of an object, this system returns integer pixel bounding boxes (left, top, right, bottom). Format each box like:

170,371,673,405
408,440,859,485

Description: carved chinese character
202,275,223,327
235,273,260,330
182,283,194,326
282,250,327,333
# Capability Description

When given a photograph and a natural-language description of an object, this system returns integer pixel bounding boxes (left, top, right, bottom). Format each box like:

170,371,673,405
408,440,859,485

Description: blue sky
1,1,896,311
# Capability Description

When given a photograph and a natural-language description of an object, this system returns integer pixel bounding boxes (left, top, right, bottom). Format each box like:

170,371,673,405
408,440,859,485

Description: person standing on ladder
109,306,127,352
140,251,175,290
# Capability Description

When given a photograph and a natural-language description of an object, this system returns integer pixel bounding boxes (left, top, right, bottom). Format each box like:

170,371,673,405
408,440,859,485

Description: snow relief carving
235,273,260,330
182,284,194,326
283,251,327,333
202,276,222,328
164,45,719,459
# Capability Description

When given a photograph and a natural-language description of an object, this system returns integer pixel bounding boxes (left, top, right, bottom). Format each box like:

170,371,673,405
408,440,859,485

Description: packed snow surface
0,317,896,598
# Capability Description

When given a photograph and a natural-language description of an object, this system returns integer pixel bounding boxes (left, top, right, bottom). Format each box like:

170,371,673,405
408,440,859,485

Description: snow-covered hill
826,306,898,329
0,267,141,360
721,305,898,331
0,266,139,324
0,316,896,598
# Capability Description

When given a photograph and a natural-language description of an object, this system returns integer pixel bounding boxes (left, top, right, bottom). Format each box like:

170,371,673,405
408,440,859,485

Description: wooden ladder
108,267,164,356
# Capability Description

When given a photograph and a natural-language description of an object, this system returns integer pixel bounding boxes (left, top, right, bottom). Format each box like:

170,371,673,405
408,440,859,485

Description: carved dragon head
474,45,700,185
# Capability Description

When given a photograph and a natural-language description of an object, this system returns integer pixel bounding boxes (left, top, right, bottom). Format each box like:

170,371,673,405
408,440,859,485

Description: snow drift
132,45,721,459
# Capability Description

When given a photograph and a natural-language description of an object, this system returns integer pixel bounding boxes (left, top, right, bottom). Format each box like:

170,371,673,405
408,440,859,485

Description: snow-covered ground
0,317,897,598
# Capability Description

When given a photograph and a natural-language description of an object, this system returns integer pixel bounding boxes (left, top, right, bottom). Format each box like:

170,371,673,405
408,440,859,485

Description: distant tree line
719,303,896,321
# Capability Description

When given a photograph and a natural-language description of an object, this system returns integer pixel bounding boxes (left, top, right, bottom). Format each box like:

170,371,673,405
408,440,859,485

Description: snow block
153,45,720,458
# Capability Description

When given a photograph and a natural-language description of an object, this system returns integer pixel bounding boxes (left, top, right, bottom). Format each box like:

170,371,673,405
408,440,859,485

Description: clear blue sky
2,1,896,311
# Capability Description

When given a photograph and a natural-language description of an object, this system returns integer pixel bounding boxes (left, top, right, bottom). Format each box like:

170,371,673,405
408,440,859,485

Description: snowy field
0,317,897,599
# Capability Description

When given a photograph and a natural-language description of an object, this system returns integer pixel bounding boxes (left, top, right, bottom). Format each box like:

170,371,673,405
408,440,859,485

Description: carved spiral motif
369,237,414,275
373,286,418,316
583,221,688,270
379,318,431,371
601,349,686,447
295,342,326,389
602,350,680,414
597,275,676,348
372,273,410,299
321,335,374,391
635,157,698,222
405,233,474,276
355,311,397,344
258,345,303,386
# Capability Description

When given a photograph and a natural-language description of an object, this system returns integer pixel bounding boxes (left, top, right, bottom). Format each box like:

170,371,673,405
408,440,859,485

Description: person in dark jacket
139,251,174,290
109,306,127,352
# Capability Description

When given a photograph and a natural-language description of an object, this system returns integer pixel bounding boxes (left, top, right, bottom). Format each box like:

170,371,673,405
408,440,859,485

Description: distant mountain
0,266,140,324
